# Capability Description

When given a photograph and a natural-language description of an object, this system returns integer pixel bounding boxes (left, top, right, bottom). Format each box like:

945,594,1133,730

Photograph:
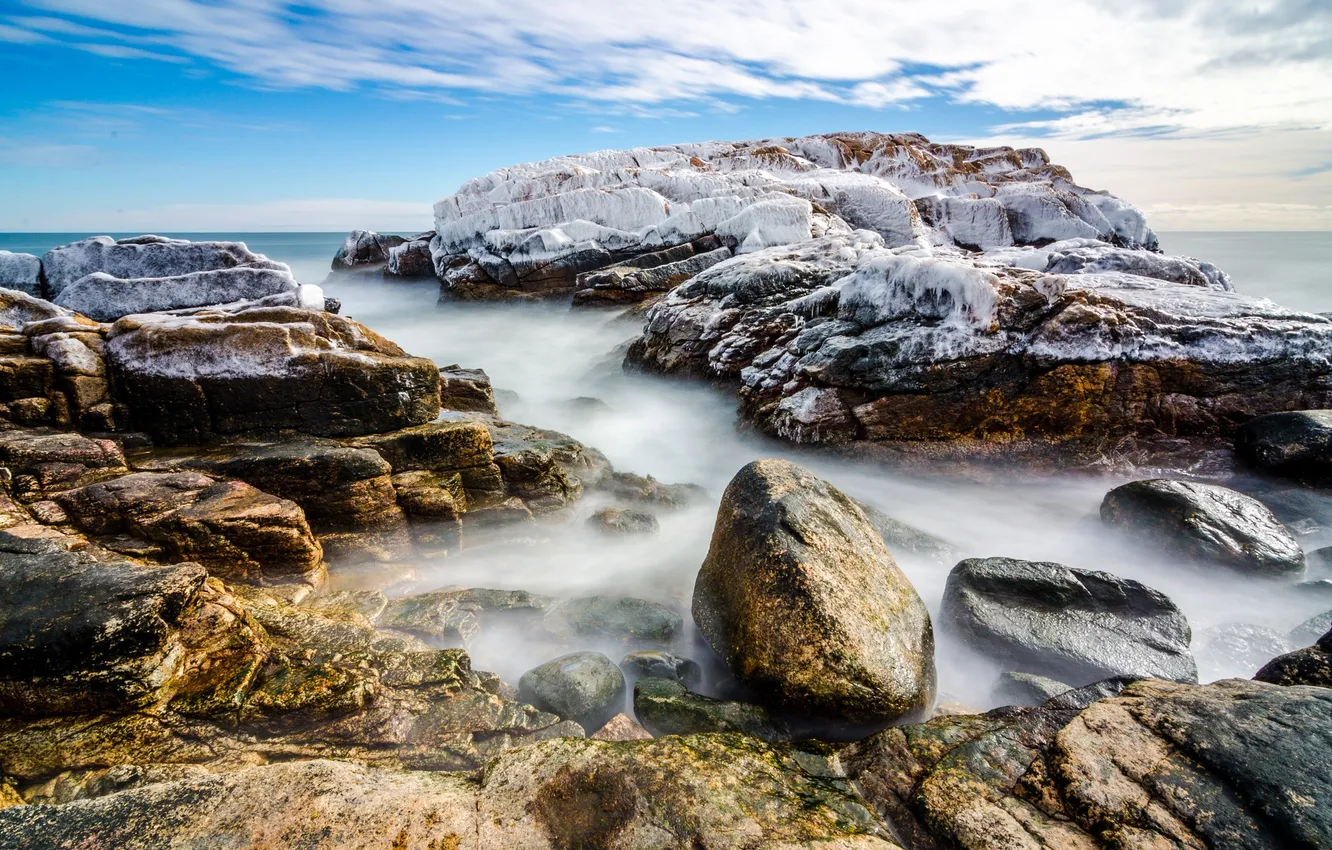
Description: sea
3,230,1330,703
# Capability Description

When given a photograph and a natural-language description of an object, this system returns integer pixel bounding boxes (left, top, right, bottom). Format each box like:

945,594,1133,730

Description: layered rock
694,459,935,731
941,556,1197,685
105,306,441,444
1101,479,1305,577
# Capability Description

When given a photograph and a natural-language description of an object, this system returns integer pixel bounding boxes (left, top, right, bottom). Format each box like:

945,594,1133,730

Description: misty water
8,230,1332,712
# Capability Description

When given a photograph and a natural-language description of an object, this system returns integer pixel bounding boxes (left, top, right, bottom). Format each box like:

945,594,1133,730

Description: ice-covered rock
628,231,1332,454
54,266,301,322
41,236,291,298
424,131,1156,299
0,251,42,297
385,232,435,277
331,229,405,272
1044,242,1231,290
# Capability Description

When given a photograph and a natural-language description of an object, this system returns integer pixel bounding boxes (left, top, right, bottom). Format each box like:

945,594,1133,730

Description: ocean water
4,229,1332,706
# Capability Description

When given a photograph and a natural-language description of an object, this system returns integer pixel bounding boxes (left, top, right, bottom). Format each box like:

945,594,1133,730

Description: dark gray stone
517,651,626,732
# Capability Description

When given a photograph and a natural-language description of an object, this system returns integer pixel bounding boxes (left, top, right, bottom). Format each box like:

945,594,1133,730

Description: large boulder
41,235,289,298
0,254,42,297
53,266,310,322
693,459,935,729
517,651,626,733
1236,410,1332,485
1100,479,1305,577
0,736,900,848
0,534,264,718
940,556,1197,685
104,306,441,444
845,677,1332,850
53,471,324,583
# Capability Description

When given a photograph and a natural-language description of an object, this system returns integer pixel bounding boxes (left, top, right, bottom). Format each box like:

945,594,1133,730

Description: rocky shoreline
2,131,1331,848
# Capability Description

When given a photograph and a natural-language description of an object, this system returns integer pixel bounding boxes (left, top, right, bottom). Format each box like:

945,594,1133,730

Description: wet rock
517,651,626,732
0,534,264,718
855,499,957,564
589,712,652,741
573,239,731,306
546,596,682,643
0,253,42,297
1254,627,1332,687
438,364,498,414
0,428,127,501
1236,409,1332,485
486,418,604,510
586,506,659,535
694,459,935,729
1297,578,1332,600
1291,608,1332,645
352,418,493,472
1101,479,1305,577
331,229,405,271
633,677,786,740
941,556,1197,685
106,307,441,445
53,471,324,583
844,677,1332,850
0,737,900,848
304,588,389,622
597,470,707,508
1196,622,1294,679
1043,676,1136,710
376,591,481,647
991,671,1070,707
620,650,703,687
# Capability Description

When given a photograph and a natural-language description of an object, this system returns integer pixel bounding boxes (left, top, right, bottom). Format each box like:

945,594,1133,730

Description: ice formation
425,131,1157,299
42,236,292,297
55,266,300,322
0,251,42,297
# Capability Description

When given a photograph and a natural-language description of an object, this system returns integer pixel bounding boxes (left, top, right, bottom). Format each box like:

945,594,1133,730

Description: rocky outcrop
0,254,41,297
941,556,1197,685
544,595,682,643
0,736,900,849
105,306,441,444
694,459,935,731
572,238,732,307
620,650,702,687
1101,479,1306,577
1043,240,1231,289
846,677,1332,850
331,229,405,272
1236,409,1332,485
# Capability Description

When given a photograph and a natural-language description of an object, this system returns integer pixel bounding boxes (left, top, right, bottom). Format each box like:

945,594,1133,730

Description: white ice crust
41,236,296,297
0,251,42,297
54,267,300,322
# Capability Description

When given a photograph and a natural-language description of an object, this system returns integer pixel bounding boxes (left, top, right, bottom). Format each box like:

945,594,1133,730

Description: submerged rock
633,677,786,740
1236,409,1332,485
694,459,935,729
517,651,625,732
1100,479,1306,577
1195,623,1294,678
855,499,957,564
585,506,660,535
545,595,682,643
941,556,1197,685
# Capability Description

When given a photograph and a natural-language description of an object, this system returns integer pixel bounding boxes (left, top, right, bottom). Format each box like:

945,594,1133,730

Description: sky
0,0,1329,233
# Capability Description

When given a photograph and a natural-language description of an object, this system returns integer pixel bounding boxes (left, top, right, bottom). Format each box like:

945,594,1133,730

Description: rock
844,677,1332,850
1291,609,1332,645
376,591,481,647
1297,578,1332,600
438,364,499,414
105,306,441,445
855,500,957,564
619,650,703,687
941,556,1197,685
352,418,493,473
517,651,626,732
53,265,302,322
331,229,405,271
991,671,1071,707
53,471,324,583
0,254,42,297
1196,623,1294,679
1236,409,1332,485
0,737,900,848
572,243,732,306
586,506,659,535
0,533,264,718
633,677,786,740
597,470,707,508
1101,479,1306,577
546,596,683,643
1042,676,1137,710
1045,242,1231,289
0,428,127,501
385,232,435,277
589,712,652,741
41,235,291,299
694,459,935,729
0,288,65,329
1255,627,1332,687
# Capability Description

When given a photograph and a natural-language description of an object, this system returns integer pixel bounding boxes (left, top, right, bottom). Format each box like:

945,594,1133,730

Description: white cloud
8,0,1328,135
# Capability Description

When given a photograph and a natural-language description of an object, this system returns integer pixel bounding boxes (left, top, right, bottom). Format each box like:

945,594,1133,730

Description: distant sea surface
2,231,1329,313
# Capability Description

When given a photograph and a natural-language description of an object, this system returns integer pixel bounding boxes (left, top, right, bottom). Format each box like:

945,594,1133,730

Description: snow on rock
332,230,406,271
54,266,301,322
386,232,436,277
0,288,68,329
628,236,1332,453
425,131,1157,300
42,236,292,297
0,251,42,297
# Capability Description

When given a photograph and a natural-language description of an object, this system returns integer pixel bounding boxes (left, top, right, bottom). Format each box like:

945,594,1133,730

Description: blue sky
1,0,1329,232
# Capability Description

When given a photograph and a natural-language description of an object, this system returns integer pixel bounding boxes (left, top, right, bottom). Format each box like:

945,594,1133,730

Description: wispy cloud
5,0,1327,138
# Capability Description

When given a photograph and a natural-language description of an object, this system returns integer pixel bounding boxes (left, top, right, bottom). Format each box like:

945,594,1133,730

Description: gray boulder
517,651,626,732
940,556,1197,685
1236,410,1332,485
1101,479,1305,577
693,459,935,728
586,507,660,535
0,252,42,297
54,267,302,321
633,677,785,740
991,671,1071,707
619,650,702,687
41,235,283,297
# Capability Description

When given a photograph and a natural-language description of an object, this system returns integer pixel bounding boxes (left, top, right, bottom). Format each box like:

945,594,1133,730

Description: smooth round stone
517,651,626,732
